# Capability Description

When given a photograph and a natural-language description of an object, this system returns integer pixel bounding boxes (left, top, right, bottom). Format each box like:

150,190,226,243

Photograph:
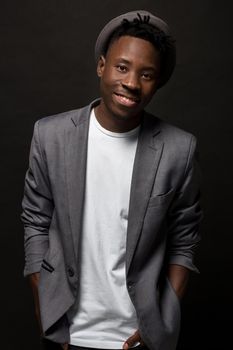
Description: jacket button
128,283,133,289
67,266,74,277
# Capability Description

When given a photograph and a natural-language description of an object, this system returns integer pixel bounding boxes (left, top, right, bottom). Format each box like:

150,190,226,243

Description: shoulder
145,112,197,152
35,106,86,131
32,102,93,144
33,98,101,137
144,113,198,176
30,106,87,152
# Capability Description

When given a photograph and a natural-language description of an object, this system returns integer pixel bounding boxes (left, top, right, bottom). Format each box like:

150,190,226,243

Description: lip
113,92,140,107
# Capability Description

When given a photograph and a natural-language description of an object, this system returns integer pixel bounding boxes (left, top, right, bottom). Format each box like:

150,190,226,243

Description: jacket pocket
148,188,174,208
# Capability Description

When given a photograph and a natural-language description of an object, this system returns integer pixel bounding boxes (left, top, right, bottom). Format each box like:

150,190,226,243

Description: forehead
105,35,160,67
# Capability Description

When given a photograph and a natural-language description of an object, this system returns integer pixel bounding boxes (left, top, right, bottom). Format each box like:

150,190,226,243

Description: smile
114,93,140,107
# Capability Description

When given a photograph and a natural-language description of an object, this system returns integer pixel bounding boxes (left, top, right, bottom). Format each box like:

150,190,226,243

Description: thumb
123,330,140,349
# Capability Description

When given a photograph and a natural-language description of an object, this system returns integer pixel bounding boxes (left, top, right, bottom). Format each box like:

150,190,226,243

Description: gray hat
95,10,176,88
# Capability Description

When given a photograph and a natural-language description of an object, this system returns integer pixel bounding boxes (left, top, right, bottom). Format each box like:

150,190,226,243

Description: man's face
97,35,161,122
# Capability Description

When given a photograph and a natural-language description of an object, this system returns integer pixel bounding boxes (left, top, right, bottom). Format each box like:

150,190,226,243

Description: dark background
1,0,232,349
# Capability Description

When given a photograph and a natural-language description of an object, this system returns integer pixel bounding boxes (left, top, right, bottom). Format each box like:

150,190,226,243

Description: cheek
102,66,120,85
100,79,111,98
142,84,157,100
99,76,114,103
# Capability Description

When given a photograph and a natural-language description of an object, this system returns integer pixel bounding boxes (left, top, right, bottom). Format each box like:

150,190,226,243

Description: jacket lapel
65,99,99,260
126,113,164,276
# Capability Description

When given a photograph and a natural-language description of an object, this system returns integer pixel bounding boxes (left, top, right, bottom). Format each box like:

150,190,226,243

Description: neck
94,100,143,133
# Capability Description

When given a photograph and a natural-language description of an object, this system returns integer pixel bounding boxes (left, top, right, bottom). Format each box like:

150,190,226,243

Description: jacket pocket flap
148,188,174,208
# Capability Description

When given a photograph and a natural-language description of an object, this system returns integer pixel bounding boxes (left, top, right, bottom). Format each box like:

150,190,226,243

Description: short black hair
103,15,175,77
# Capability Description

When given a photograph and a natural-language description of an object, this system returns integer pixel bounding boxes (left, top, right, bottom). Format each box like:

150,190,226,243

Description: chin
111,104,142,121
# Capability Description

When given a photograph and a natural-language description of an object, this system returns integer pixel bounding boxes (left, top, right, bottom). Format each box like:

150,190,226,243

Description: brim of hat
94,10,176,88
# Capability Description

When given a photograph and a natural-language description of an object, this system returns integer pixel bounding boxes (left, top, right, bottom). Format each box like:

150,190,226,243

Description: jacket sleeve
21,121,54,276
166,136,203,273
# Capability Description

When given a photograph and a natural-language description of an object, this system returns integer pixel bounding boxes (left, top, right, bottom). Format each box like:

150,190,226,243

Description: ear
97,55,106,77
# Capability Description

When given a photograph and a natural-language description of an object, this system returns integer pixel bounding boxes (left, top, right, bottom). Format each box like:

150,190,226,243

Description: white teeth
122,96,132,102
115,93,138,106
119,95,136,102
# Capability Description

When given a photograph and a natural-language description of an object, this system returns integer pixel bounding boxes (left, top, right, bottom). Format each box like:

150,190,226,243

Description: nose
121,72,140,91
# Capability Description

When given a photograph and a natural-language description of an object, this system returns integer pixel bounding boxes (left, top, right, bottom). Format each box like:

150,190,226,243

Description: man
21,10,202,350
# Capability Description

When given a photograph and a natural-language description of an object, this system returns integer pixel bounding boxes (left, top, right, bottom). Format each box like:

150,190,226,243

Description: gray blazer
21,99,202,350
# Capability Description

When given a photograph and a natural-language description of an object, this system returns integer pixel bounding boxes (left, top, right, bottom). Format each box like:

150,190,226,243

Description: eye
142,72,153,80
116,64,127,73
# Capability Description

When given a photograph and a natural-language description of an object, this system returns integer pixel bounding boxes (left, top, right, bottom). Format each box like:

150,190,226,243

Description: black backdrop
1,1,232,349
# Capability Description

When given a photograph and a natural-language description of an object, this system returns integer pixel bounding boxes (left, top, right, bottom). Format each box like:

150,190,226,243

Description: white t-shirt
67,109,140,348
